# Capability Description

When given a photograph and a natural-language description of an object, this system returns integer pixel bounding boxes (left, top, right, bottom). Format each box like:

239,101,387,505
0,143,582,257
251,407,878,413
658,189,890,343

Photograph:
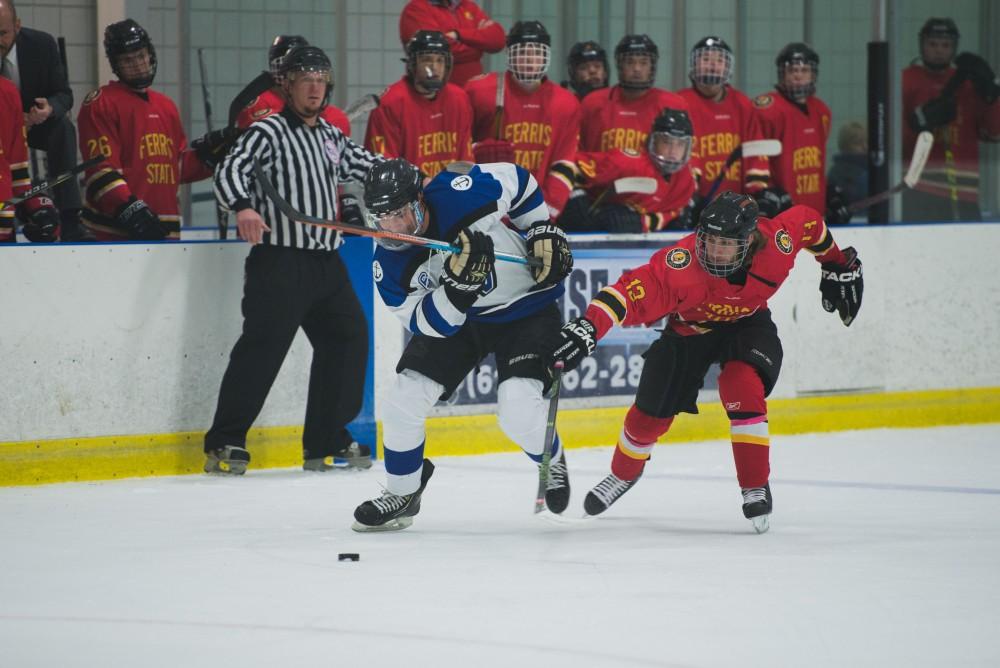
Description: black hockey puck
338,553,360,562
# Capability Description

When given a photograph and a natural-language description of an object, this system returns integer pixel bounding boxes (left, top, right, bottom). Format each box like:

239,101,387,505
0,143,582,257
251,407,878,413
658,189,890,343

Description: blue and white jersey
373,162,563,338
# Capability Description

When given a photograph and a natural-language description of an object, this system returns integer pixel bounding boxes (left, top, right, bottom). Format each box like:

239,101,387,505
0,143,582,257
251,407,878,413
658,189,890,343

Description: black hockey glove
595,203,643,233
191,126,243,169
526,221,573,288
339,193,364,228
755,186,793,218
16,196,60,243
819,246,863,327
116,197,168,241
825,184,852,226
543,317,597,372
442,229,494,311
909,93,958,133
557,193,597,232
955,52,1000,104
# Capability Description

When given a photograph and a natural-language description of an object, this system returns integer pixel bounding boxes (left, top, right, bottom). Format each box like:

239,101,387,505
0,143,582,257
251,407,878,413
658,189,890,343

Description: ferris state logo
666,247,691,269
774,229,793,254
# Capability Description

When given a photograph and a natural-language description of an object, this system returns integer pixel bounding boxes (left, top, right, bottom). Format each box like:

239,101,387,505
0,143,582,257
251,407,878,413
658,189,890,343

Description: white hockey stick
703,139,783,203
847,131,933,212
344,93,380,122
613,176,658,195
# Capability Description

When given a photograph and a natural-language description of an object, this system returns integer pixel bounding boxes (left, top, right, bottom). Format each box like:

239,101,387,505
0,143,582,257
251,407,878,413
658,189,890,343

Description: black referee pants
205,245,369,458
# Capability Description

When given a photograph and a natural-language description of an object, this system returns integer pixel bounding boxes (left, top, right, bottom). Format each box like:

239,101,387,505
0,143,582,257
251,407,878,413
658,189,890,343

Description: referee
205,44,382,475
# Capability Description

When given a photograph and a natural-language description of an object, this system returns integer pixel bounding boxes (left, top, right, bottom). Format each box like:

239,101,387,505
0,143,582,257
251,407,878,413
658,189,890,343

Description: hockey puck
338,553,360,562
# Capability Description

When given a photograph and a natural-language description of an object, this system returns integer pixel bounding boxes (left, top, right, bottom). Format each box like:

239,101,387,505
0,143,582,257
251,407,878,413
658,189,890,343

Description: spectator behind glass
901,17,1000,222
399,0,505,88
826,121,868,223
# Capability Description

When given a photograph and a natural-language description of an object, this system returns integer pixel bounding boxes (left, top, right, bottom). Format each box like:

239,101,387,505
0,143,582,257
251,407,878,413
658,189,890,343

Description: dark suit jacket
14,26,73,121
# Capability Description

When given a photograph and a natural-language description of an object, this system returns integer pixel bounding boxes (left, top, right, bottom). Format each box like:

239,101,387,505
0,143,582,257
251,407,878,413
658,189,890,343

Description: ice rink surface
2,424,998,667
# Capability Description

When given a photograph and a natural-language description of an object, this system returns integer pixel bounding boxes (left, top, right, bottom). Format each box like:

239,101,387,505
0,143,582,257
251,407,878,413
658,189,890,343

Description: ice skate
352,459,435,532
303,441,373,471
741,483,772,534
204,445,250,475
584,471,641,516
541,449,571,514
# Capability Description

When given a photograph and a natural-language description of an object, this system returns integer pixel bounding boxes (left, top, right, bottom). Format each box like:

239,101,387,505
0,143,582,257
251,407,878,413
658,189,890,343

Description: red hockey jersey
466,71,581,212
77,81,212,240
678,85,770,197
364,77,472,177
753,91,831,212
0,77,31,242
236,88,351,136
584,205,847,340
579,86,689,153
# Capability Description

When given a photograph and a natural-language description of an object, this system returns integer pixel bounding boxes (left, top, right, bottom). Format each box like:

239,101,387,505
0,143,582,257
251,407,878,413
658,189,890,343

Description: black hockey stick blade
534,361,565,514
3,156,103,207
228,71,273,128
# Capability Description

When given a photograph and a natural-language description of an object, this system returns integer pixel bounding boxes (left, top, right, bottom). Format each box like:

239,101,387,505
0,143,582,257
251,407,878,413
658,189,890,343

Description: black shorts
635,309,784,419
397,303,561,399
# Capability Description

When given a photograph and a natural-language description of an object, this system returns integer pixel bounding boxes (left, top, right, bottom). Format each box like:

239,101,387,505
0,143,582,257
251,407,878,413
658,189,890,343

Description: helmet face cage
365,200,424,250
695,228,752,277
508,42,551,84
690,41,734,87
104,20,158,89
407,31,453,92
776,44,819,102
694,192,758,277
269,35,309,81
363,159,423,249
648,132,692,175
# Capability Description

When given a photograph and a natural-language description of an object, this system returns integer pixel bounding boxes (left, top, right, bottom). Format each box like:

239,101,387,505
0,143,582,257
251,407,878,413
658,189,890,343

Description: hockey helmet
690,36,734,87
566,40,609,97
506,21,551,85
695,191,759,277
406,30,453,93
280,45,333,108
364,159,425,250
269,35,309,80
918,18,959,69
775,42,819,102
615,34,659,91
647,108,693,175
104,19,157,89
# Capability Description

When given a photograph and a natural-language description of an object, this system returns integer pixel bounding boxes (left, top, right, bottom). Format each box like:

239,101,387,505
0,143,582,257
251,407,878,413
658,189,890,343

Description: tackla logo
775,229,793,254
666,247,691,269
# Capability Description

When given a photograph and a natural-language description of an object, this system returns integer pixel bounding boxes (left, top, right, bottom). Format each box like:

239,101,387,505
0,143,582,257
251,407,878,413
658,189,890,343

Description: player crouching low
352,159,575,532
542,191,863,533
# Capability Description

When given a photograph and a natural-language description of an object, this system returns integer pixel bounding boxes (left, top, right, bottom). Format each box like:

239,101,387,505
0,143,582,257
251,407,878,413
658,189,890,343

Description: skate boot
584,471,641,516
741,483,772,534
204,446,250,475
352,459,435,532
303,441,373,471
541,449,571,514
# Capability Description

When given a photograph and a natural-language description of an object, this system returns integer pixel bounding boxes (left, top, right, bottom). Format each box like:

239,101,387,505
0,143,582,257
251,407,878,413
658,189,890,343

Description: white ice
2,424,999,668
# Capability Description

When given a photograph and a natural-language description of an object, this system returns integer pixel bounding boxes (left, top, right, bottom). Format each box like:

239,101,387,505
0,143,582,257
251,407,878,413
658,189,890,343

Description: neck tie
0,57,10,80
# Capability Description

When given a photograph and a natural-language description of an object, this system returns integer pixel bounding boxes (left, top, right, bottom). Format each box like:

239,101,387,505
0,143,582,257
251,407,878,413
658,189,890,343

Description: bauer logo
666,248,691,270
775,229,793,254
372,260,383,282
450,175,473,191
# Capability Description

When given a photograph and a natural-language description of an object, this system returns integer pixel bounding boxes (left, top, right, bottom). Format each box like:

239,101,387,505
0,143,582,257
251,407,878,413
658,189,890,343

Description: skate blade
750,514,770,534
351,517,413,533
535,511,594,525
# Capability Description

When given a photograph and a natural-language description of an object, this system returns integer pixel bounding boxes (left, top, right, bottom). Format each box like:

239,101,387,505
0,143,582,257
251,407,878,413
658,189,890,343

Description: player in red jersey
0,76,59,243
902,18,1000,221
561,40,609,101
465,20,580,215
236,35,351,136
78,20,223,241
551,108,696,232
579,35,689,154
678,36,770,203
399,0,505,88
542,191,863,532
364,30,472,177
753,43,847,224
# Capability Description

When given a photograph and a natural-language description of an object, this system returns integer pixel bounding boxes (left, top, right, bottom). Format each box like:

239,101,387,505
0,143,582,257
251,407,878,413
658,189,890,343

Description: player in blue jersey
352,158,574,531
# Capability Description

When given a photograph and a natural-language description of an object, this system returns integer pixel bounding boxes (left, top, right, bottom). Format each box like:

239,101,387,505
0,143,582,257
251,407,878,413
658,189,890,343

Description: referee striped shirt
215,107,382,251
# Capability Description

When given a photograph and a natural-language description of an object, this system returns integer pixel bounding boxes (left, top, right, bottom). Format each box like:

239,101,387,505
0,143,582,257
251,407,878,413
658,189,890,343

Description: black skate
541,450,571,514
204,445,250,476
304,441,373,471
741,483,772,534
352,459,435,532
584,471,641,516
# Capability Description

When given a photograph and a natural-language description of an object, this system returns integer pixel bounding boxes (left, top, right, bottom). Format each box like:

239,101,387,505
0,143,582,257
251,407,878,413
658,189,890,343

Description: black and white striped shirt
215,107,381,251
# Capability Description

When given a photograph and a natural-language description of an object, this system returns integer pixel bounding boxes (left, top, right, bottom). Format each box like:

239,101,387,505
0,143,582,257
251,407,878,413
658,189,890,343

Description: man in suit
0,0,91,240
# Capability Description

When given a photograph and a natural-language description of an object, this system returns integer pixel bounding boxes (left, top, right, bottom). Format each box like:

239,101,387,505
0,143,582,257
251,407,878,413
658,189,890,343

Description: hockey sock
719,361,770,488
383,371,444,495
611,404,673,481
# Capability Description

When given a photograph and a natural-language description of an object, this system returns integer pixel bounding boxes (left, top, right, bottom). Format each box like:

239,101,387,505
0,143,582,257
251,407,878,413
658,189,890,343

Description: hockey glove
558,193,597,232
909,93,958,133
16,196,60,242
526,221,573,288
472,138,516,164
955,52,1000,104
825,184,852,226
543,317,597,372
755,186,793,218
442,229,495,311
819,246,863,327
116,197,168,241
595,203,643,233
339,193,364,230
191,126,243,169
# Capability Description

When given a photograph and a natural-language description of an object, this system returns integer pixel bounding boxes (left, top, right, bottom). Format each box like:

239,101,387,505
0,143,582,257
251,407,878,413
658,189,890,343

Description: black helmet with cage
615,34,659,91
775,42,819,102
695,191,760,277
689,35,734,87
566,40,609,97
104,19,157,89
268,35,309,81
406,30,453,92
363,159,425,250
506,21,552,84
647,108,693,175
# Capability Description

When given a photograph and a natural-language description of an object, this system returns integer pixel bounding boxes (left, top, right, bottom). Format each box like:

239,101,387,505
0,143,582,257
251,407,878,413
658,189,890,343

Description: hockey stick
847,131,933,212
587,176,661,214
702,139,783,204
492,72,505,140
344,93,381,123
197,48,230,240
228,71,274,128
2,156,103,208
253,159,541,266
534,361,565,514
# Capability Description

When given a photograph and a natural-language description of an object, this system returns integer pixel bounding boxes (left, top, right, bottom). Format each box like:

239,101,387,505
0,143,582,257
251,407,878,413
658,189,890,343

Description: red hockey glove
15,196,60,243
472,138,516,164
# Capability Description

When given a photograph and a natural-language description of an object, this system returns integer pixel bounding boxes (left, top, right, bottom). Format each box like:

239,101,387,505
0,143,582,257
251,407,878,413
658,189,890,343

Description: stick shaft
534,362,565,514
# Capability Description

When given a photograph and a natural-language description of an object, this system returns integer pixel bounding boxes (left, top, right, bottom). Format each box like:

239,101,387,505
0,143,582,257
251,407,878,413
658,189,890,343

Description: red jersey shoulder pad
82,89,102,105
